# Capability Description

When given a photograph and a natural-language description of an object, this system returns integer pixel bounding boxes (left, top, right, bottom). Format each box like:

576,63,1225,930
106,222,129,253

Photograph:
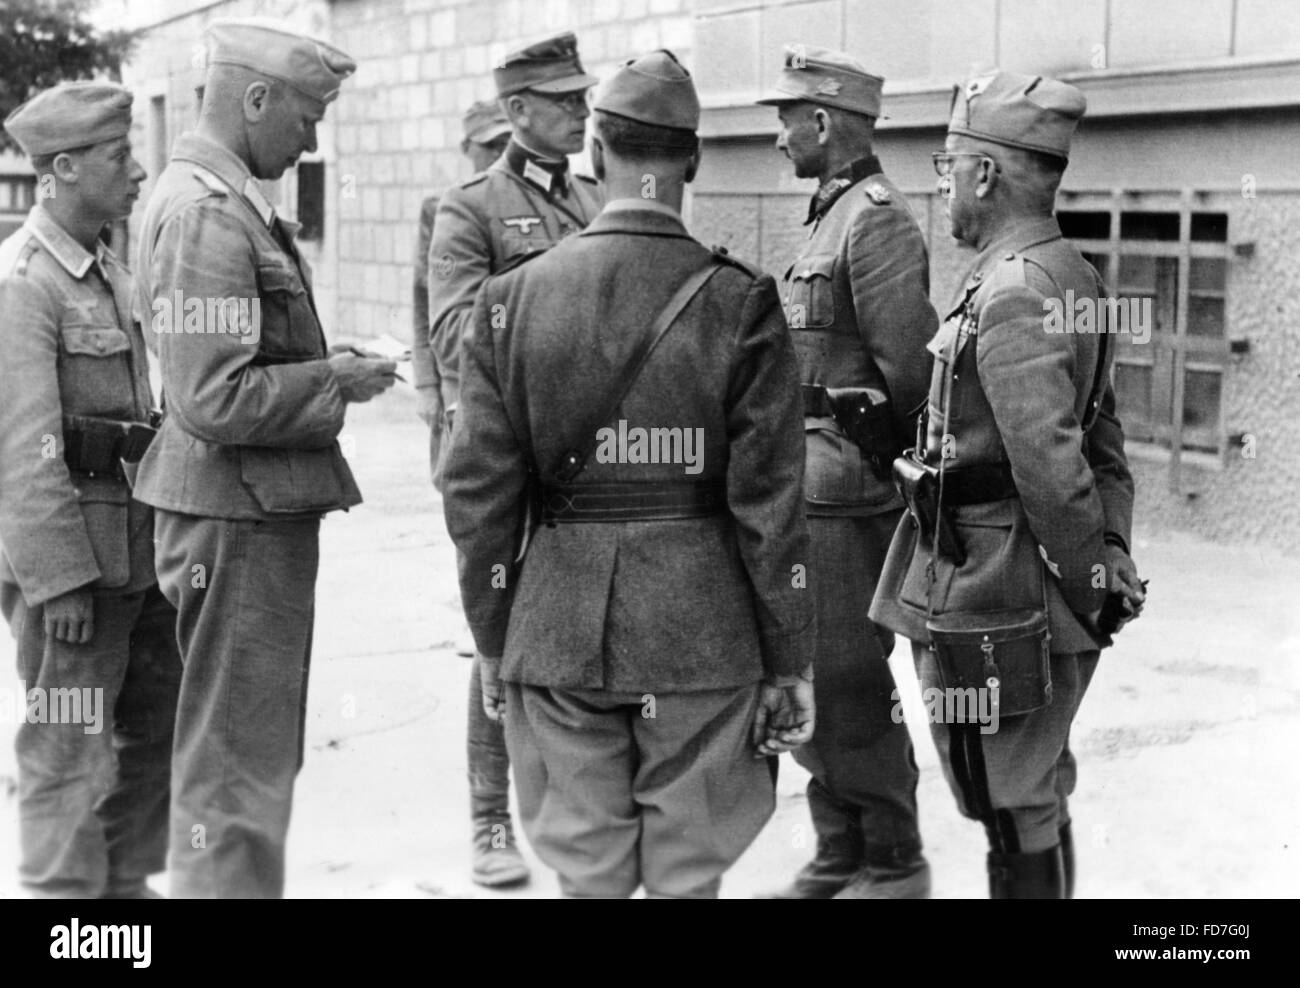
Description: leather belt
802,383,833,417
540,480,727,523
942,461,1018,505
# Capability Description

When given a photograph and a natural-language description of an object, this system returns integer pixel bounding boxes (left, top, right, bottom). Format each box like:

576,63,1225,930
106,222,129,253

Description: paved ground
1,386,1297,898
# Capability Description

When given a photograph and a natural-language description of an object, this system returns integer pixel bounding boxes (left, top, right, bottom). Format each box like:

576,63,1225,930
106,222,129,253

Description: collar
172,132,276,227
965,215,1064,289
25,204,109,280
602,196,680,220
504,138,570,196
580,203,691,241
806,154,883,224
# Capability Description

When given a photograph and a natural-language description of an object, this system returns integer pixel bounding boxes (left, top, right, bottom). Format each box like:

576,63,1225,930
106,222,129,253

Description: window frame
1057,189,1233,483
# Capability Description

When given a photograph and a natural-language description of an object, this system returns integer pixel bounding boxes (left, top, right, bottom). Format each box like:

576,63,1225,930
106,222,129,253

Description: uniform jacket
443,201,815,692
427,139,601,404
412,194,442,399
0,206,157,605
782,156,937,516
870,216,1135,654
132,134,360,520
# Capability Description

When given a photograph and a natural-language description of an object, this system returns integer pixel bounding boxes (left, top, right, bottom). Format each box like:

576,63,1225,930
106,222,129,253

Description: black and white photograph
0,0,1294,940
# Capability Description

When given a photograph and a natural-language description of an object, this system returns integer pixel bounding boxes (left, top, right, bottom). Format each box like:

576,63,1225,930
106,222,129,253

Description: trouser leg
154,511,320,899
9,589,145,897
915,642,1098,897
467,653,511,820
634,685,774,899
504,682,640,898
793,513,924,877
100,585,182,896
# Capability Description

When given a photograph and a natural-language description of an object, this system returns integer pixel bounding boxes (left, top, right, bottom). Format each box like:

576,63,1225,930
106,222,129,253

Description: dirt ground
1,387,1297,899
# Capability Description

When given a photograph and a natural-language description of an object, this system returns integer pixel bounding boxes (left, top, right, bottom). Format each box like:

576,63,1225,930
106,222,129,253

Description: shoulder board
495,246,547,275
457,172,490,190
574,173,597,186
710,245,760,278
190,166,229,197
863,180,892,205
14,238,41,277
982,251,1029,294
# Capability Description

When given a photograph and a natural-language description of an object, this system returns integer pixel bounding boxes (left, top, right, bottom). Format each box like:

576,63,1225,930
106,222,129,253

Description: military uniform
132,20,360,898
414,100,511,489
427,35,599,889
412,193,445,479
757,46,937,897
443,52,815,898
0,83,180,898
427,142,601,404
870,72,1136,898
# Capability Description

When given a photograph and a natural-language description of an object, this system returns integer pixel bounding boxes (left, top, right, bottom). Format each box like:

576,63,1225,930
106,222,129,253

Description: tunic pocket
785,253,836,329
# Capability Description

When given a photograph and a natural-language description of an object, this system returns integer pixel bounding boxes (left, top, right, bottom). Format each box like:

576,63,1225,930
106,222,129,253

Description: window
0,174,37,241
1059,194,1231,458
296,160,324,242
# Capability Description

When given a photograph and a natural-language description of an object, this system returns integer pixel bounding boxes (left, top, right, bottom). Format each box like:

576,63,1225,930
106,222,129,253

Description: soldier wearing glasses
871,71,1144,898
426,30,601,889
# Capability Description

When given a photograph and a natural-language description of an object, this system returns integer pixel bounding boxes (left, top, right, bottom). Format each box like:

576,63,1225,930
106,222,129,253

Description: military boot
471,808,530,888
756,831,863,899
833,845,931,899
987,845,1066,899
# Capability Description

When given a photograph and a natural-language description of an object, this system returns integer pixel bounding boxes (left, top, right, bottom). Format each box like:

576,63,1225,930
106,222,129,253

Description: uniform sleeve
846,202,937,434
411,196,439,391
976,285,1108,614
148,198,346,449
724,274,816,677
1086,379,1135,550
442,279,525,658
0,275,101,604
428,187,491,405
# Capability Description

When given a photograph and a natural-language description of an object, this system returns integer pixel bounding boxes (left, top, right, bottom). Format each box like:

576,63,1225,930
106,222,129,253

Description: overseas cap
4,81,133,157
462,99,510,144
948,70,1086,161
592,49,699,135
757,44,884,118
205,17,356,105
494,31,598,97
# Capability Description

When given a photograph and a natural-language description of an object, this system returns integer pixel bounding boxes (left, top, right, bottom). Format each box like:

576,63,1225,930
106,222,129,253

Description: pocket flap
258,262,306,296
927,607,1047,643
61,326,131,357
790,253,836,282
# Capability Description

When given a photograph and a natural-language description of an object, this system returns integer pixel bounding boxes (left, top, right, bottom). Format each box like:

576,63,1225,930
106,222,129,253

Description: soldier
756,45,937,899
442,50,816,898
412,100,510,487
0,82,181,898
132,18,397,898
426,30,601,887
870,71,1144,898
413,99,524,888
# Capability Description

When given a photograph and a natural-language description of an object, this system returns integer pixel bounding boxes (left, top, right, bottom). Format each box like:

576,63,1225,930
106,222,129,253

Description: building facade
113,0,1300,553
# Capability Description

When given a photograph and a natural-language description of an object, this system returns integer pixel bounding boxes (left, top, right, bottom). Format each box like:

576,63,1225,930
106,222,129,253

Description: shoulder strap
1081,266,1112,434
552,260,724,482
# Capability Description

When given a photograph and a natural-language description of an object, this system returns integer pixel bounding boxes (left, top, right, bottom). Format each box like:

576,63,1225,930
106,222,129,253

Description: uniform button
95,339,106,351
1004,252,1015,261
